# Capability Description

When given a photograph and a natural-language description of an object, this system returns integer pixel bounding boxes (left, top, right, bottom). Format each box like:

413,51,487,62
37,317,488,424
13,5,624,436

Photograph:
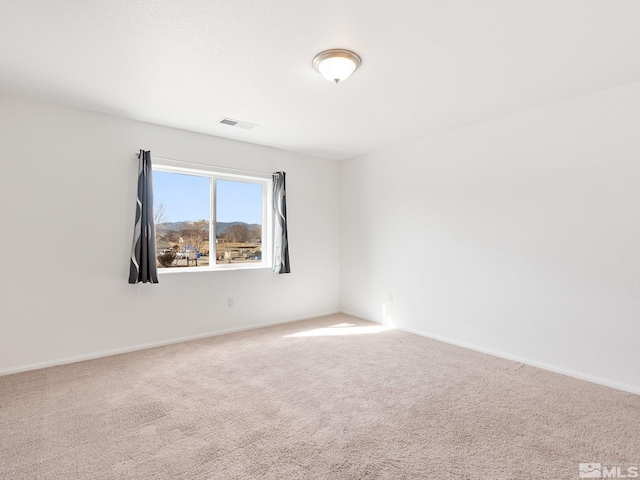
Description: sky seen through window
153,171,262,224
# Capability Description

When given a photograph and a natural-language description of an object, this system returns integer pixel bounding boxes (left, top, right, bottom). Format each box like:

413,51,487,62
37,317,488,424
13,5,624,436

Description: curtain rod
135,152,274,177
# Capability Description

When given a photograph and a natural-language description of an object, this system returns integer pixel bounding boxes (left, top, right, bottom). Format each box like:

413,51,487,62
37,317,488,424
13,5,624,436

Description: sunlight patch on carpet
285,323,393,337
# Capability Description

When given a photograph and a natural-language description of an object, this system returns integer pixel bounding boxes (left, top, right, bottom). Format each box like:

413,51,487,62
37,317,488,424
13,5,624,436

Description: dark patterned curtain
272,171,290,274
129,150,158,284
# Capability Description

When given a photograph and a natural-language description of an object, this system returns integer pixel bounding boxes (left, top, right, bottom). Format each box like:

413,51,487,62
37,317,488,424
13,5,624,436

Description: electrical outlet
388,293,394,303
228,297,234,307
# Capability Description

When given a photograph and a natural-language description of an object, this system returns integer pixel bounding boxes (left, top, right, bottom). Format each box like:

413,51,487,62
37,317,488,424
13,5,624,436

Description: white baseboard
339,310,640,396
0,310,340,377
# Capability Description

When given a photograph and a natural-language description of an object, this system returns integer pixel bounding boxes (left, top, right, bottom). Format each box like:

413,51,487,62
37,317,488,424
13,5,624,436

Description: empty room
1,1,639,479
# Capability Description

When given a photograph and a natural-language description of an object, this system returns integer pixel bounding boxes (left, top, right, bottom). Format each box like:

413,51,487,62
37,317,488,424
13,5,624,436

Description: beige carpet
1,314,639,479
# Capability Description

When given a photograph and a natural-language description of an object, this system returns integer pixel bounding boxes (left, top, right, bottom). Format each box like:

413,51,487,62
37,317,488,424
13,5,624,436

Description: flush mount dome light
313,49,362,84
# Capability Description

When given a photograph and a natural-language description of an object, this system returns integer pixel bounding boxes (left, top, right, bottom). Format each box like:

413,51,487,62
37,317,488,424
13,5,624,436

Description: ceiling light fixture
313,49,362,84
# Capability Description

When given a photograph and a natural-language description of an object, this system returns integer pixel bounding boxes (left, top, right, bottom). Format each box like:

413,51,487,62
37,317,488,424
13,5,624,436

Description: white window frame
152,158,273,273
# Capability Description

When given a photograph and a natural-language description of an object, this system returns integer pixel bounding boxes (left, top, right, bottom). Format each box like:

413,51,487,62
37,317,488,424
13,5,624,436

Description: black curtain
129,150,158,284
272,172,290,274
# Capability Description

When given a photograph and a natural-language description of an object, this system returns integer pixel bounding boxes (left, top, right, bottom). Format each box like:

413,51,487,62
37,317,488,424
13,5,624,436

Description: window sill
157,264,272,274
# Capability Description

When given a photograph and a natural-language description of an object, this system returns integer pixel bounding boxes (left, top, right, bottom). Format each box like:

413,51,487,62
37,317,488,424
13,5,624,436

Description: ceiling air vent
218,117,256,130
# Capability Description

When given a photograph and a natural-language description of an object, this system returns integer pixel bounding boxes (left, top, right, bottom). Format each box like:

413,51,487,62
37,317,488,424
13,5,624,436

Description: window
152,160,272,272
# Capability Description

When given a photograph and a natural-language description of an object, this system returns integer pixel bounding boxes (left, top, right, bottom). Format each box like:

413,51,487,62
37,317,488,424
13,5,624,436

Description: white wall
0,95,341,373
341,82,640,393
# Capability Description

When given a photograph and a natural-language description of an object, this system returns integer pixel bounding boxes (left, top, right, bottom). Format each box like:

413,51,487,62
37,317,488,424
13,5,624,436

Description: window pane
153,171,210,268
216,180,262,264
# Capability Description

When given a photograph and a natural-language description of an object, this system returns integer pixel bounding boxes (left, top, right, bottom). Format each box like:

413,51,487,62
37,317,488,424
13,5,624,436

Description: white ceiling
1,1,639,160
